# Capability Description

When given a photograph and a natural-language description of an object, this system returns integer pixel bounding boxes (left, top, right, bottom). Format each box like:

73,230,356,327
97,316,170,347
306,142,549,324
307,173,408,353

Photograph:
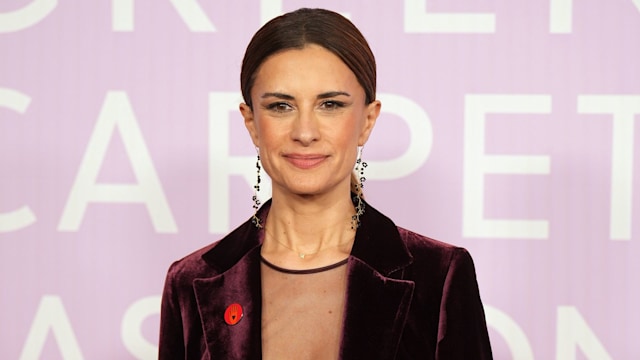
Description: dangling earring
351,146,367,230
251,150,263,228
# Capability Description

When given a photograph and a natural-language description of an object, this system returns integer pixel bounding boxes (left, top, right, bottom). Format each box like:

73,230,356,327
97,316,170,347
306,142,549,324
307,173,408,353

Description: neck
262,190,356,265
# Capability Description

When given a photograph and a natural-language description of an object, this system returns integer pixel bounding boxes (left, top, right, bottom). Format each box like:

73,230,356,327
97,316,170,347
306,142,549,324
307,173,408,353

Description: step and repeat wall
1,1,639,359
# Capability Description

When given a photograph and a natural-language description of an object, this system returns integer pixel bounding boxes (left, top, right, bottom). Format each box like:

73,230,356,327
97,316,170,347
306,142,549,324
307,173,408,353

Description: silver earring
251,152,263,228
351,147,367,230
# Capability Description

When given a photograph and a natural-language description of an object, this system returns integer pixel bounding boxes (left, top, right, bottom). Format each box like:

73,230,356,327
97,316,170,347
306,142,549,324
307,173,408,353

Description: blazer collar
193,246,263,359
201,197,414,277
341,199,416,358
196,198,415,359
350,198,413,276
340,256,415,359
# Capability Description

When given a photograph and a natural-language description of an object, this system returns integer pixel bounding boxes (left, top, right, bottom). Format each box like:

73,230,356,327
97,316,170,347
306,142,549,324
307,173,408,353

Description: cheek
253,118,278,147
339,114,366,145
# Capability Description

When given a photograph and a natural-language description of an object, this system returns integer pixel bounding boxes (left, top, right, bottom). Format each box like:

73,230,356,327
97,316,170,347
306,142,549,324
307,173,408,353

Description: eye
320,100,345,110
266,102,293,113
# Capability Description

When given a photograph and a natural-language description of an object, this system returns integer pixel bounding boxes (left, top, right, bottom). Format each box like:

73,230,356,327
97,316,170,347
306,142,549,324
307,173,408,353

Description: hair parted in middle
240,8,377,108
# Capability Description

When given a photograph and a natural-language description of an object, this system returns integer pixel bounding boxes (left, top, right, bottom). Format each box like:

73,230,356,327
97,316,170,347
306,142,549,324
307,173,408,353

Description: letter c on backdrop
0,0,57,33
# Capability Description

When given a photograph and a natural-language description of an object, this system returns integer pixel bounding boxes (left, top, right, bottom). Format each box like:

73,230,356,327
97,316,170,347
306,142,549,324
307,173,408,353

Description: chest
260,261,348,359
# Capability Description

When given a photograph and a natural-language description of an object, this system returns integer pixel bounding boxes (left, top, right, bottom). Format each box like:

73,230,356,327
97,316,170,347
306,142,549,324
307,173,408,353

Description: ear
240,103,260,147
357,100,381,146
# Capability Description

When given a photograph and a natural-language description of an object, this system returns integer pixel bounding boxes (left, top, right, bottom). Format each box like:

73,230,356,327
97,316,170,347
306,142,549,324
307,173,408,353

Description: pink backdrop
1,1,639,358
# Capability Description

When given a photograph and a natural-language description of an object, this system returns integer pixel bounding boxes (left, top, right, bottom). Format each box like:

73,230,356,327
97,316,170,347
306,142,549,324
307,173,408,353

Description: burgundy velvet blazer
159,200,493,359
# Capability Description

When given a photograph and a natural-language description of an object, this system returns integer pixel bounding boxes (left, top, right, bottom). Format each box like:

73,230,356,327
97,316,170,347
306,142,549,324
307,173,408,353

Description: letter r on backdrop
208,92,271,234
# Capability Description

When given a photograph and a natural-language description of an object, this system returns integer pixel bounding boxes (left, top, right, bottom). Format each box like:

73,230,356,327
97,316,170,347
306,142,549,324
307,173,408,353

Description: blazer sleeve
158,262,186,360
435,248,493,359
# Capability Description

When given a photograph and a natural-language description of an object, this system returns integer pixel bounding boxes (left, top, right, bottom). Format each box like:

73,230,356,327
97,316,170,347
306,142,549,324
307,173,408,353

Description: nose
290,108,320,146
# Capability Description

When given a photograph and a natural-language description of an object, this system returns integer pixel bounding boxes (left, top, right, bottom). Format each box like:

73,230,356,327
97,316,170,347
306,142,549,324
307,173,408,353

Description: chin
281,182,327,197
277,175,347,197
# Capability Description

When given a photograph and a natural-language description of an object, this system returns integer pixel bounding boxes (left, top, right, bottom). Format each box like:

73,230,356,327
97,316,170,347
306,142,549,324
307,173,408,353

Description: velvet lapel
340,200,416,359
192,204,267,359
190,199,415,358
340,257,415,359
193,246,263,359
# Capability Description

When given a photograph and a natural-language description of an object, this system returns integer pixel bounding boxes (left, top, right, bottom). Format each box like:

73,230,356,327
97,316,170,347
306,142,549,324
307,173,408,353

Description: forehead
252,44,363,96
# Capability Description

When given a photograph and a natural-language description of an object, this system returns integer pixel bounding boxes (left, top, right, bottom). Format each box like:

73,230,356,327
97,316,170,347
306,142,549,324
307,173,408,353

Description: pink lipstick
285,154,328,169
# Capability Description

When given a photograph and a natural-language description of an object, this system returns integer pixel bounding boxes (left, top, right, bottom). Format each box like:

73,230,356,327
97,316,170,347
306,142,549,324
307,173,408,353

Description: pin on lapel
224,303,243,325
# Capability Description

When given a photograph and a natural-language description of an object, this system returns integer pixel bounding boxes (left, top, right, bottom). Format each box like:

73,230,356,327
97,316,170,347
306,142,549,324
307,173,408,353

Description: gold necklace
270,236,354,259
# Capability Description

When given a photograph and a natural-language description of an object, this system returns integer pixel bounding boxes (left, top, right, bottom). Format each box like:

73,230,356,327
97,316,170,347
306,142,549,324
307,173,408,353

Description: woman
159,8,492,359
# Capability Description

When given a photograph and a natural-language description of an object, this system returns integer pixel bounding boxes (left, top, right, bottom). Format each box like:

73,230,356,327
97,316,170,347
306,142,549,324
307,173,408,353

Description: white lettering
168,0,216,32
0,88,37,232
208,92,271,234
463,94,551,239
549,0,573,33
122,296,160,360
112,0,134,31
0,0,57,33
484,305,535,360
556,306,612,360
58,91,177,233
368,93,432,180
578,95,640,240
403,0,495,33
260,0,282,26
19,295,84,360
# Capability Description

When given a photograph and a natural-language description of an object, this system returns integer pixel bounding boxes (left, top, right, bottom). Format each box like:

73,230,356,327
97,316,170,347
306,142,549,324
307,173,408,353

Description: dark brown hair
240,8,376,108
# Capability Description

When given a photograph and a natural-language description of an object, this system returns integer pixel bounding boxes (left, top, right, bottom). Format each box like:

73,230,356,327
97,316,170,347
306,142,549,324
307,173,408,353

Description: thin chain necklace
269,235,354,259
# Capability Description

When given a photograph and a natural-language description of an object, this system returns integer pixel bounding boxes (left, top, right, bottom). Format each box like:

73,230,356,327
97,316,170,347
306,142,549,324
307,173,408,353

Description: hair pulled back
240,8,376,108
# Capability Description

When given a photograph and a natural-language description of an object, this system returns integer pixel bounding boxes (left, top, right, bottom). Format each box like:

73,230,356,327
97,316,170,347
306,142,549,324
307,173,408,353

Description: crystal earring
351,146,367,229
251,150,263,228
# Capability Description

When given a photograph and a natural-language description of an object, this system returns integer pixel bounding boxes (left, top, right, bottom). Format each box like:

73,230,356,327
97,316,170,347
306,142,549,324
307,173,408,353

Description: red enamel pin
224,303,243,325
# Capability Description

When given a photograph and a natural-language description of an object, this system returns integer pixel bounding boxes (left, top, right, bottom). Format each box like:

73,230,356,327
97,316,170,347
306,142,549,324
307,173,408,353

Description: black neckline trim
260,255,349,275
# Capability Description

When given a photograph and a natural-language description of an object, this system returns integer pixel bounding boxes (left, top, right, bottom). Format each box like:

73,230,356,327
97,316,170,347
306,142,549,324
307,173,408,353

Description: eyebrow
261,92,294,100
260,91,351,100
317,91,351,99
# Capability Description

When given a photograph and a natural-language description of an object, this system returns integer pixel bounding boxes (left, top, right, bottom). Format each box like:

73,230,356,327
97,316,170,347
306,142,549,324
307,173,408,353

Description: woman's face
241,44,380,198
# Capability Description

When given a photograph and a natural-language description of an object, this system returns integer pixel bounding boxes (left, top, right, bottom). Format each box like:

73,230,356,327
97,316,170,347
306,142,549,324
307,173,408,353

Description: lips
284,154,328,169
